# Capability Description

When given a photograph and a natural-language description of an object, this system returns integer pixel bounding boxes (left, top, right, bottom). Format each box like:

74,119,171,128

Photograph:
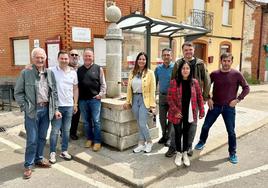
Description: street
0,127,127,188
0,85,268,188
1,123,268,188
149,123,268,188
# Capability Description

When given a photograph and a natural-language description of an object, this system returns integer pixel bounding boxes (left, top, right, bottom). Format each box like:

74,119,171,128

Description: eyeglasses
70,54,79,57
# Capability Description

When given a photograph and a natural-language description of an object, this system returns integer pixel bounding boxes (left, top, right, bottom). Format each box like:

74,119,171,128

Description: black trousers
174,118,196,152
70,108,80,136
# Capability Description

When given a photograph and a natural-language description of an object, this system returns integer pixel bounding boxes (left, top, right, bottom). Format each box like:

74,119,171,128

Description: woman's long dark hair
176,61,193,86
132,52,148,77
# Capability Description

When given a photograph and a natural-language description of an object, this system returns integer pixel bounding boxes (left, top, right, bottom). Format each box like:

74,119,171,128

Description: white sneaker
174,152,182,166
60,151,72,160
133,144,146,153
144,142,153,153
49,152,56,164
183,151,190,167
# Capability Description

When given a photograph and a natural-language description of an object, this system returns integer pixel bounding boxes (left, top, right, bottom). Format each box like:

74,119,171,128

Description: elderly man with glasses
14,47,61,179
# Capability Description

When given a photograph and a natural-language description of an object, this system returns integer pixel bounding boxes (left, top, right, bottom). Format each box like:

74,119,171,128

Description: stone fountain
100,5,159,150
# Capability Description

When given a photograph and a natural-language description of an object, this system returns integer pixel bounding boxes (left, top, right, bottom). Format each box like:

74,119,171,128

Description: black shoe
158,137,167,144
164,139,171,147
187,148,193,156
165,147,176,158
70,134,78,140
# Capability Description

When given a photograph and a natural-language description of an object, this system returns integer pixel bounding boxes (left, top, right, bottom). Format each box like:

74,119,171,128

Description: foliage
243,71,260,84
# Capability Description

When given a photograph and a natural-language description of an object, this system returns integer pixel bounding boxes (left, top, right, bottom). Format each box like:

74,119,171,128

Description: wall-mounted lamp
208,56,214,64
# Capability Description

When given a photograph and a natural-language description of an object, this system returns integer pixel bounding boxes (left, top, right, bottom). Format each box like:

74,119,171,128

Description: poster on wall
72,27,91,43
47,43,60,67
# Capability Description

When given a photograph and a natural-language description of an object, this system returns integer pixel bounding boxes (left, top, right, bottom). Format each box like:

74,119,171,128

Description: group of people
124,42,249,168
14,47,106,179
14,41,249,179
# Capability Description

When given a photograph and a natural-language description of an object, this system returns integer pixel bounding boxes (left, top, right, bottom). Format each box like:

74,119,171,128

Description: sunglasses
70,54,79,57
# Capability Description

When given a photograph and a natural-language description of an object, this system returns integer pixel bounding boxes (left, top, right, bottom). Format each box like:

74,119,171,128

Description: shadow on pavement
0,163,24,185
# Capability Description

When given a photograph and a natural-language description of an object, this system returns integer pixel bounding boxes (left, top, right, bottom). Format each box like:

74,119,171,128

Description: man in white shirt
49,50,79,164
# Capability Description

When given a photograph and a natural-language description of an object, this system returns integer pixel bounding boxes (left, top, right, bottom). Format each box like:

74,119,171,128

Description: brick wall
0,0,143,81
251,6,268,81
67,0,143,49
0,0,65,81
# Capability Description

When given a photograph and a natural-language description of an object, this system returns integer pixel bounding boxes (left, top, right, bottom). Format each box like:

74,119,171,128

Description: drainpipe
142,0,145,15
257,6,264,81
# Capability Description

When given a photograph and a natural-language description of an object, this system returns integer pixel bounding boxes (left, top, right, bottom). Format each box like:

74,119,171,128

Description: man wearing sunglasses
69,49,81,140
69,50,80,71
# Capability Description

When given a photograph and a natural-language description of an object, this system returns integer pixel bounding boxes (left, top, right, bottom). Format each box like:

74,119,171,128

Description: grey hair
31,47,47,60
83,48,94,53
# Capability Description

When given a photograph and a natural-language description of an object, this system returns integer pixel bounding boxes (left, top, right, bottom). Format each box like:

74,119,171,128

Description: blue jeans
199,105,236,155
24,106,49,169
79,99,102,143
50,106,73,153
132,94,151,142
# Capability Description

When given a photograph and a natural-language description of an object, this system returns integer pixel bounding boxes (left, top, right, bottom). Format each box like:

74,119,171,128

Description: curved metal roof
117,13,209,38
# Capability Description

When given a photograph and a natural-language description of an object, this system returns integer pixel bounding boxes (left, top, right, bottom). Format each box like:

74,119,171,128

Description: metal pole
146,24,151,68
169,37,173,48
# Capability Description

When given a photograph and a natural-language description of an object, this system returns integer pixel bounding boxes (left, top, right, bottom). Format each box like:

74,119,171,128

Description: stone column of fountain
100,5,159,151
105,5,122,98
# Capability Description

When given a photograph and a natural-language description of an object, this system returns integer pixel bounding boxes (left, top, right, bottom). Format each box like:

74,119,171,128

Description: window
121,32,145,92
94,38,106,66
220,43,231,55
194,0,205,11
161,0,175,17
222,0,233,25
12,38,30,65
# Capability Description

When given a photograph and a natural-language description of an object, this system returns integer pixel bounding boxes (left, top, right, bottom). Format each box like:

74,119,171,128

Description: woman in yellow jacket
123,52,156,153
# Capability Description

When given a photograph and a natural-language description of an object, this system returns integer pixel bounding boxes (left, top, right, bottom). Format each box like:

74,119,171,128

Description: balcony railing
191,9,213,32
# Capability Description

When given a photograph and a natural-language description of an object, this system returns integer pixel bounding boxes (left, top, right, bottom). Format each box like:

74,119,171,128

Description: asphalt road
1,86,268,188
0,127,128,188
1,124,267,188
148,123,268,188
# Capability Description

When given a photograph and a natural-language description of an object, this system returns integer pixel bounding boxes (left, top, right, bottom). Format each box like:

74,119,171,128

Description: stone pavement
2,84,268,187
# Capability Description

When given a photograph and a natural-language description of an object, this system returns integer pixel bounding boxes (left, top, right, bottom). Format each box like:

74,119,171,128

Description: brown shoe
93,143,101,152
85,140,93,148
23,168,32,179
35,159,51,168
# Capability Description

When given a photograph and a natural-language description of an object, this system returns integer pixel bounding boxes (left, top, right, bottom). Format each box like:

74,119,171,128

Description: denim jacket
14,64,58,120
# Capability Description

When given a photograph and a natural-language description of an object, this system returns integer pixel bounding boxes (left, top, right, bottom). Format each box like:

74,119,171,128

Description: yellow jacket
126,69,156,108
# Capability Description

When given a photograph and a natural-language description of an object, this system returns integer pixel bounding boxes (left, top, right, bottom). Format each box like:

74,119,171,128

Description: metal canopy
117,13,210,67
117,13,209,39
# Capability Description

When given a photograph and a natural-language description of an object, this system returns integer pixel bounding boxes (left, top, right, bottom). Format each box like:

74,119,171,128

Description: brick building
241,0,268,82
0,0,143,82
